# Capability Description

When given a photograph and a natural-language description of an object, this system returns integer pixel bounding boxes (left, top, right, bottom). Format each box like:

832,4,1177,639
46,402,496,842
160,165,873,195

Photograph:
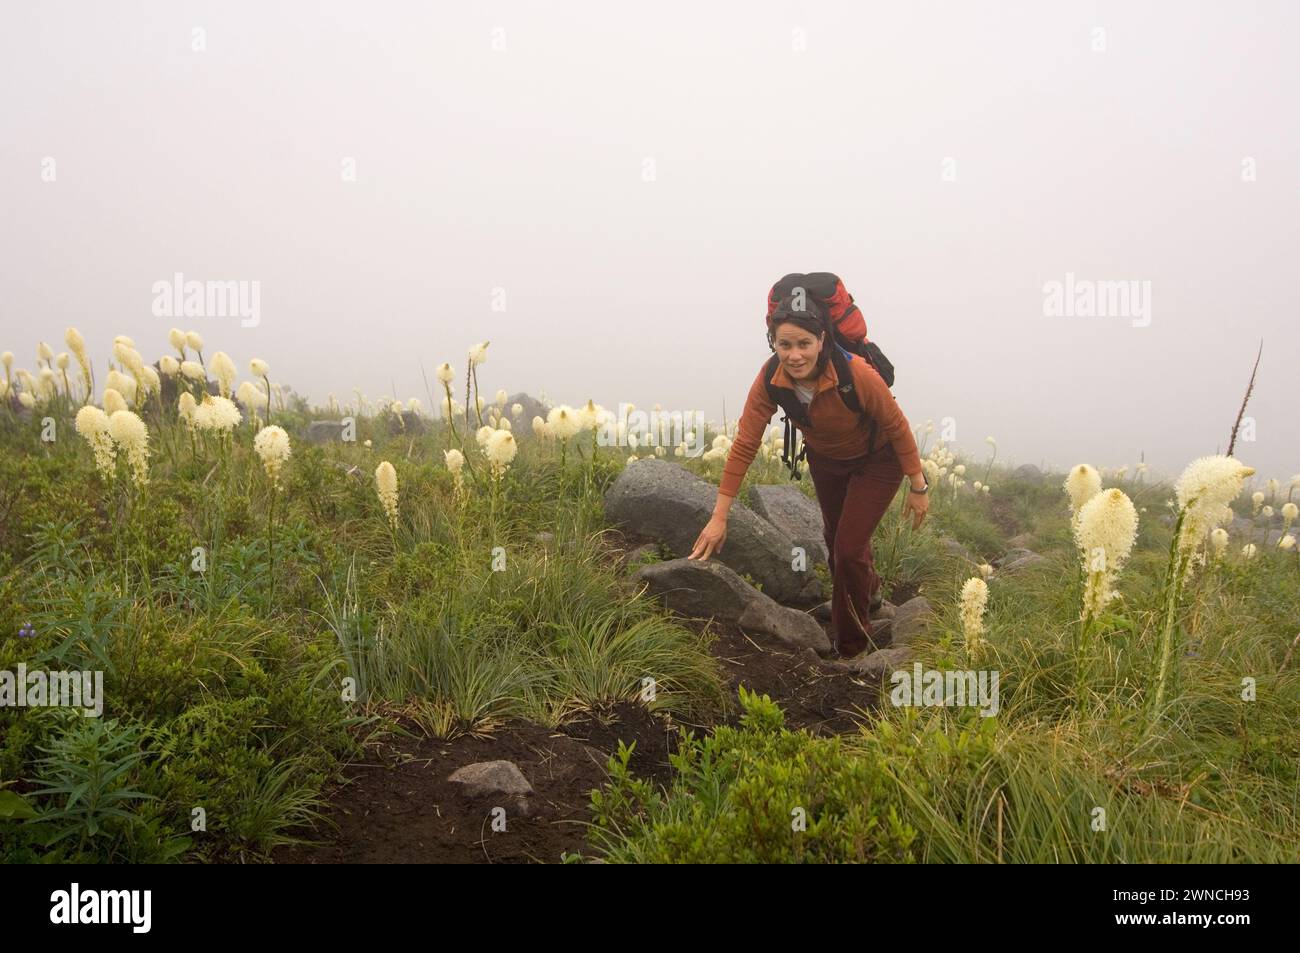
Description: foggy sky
3,0,1297,483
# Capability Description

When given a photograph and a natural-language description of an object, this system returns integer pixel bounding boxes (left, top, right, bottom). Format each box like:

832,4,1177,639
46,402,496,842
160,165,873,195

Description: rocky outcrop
605,460,822,604
633,558,831,655
747,484,829,566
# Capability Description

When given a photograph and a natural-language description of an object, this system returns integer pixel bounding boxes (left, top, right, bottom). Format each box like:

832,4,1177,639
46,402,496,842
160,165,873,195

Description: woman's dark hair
767,307,831,371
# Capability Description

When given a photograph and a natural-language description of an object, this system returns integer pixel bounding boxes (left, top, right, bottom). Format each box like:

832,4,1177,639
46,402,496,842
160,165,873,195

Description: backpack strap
763,351,881,480
828,344,880,459
763,353,811,480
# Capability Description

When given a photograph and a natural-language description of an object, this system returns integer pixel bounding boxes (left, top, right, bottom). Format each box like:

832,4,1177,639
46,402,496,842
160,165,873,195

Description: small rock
999,552,1047,573
1011,464,1043,480
837,645,913,678
937,536,977,563
447,760,534,798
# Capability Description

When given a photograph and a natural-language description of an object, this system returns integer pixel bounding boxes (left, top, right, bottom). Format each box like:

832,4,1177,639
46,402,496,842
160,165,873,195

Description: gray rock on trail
995,547,1047,573
747,484,829,566
937,536,977,563
306,420,346,444
447,760,534,798
633,558,832,655
842,645,914,680
605,459,822,604
889,597,934,647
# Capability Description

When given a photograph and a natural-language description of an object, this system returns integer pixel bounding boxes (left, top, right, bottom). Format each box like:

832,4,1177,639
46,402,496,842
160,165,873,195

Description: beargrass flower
210,351,237,398
193,394,242,432
106,369,137,405
375,461,398,529
253,425,291,487
103,388,128,415
1074,487,1139,621
108,409,149,486
483,429,517,480
75,406,116,478
444,448,465,497
547,406,581,441
180,360,205,381
169,328,187,355
178,391,197,425
1210,527,1229,561
1174,455,1255,579
1242,543,1257,560
1064,464,1102,517
959,577,989,658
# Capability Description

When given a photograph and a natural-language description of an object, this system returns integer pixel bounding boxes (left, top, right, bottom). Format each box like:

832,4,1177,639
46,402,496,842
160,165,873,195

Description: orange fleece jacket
719,352,922,499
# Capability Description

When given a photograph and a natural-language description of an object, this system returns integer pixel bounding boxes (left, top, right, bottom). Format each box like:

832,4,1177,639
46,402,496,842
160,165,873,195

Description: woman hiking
688,274,929,660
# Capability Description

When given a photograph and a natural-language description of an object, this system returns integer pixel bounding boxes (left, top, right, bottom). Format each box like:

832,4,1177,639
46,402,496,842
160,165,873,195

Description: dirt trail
274,536,881,864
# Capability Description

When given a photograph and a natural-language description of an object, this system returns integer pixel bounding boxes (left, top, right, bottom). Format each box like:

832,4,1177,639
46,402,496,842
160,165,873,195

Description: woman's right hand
688,515,728,560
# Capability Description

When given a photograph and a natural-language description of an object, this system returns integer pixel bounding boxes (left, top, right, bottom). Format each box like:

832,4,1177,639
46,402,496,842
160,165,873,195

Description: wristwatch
908,480,929,495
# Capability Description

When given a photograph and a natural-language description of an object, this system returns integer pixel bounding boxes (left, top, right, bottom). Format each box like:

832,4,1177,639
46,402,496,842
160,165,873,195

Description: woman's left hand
902,487,929,529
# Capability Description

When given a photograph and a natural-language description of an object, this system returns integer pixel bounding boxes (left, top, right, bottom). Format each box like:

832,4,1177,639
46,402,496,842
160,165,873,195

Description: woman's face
773,322,824,381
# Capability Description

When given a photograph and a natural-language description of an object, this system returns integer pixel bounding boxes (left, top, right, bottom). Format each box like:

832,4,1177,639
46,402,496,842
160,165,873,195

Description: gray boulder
387,410,426,435
633,558,831,655
605,460,821,604
306,419,347,444
505,392,551,436
1011,464,1043,480
748,484,829,566
889,597,934,647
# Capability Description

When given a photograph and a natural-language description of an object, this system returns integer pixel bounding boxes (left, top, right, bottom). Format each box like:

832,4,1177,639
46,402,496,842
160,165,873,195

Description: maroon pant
806,443,905,656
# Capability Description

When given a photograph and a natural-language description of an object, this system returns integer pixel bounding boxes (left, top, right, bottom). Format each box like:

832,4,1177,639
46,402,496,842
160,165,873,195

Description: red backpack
762,272,895,480
764,272,894,386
